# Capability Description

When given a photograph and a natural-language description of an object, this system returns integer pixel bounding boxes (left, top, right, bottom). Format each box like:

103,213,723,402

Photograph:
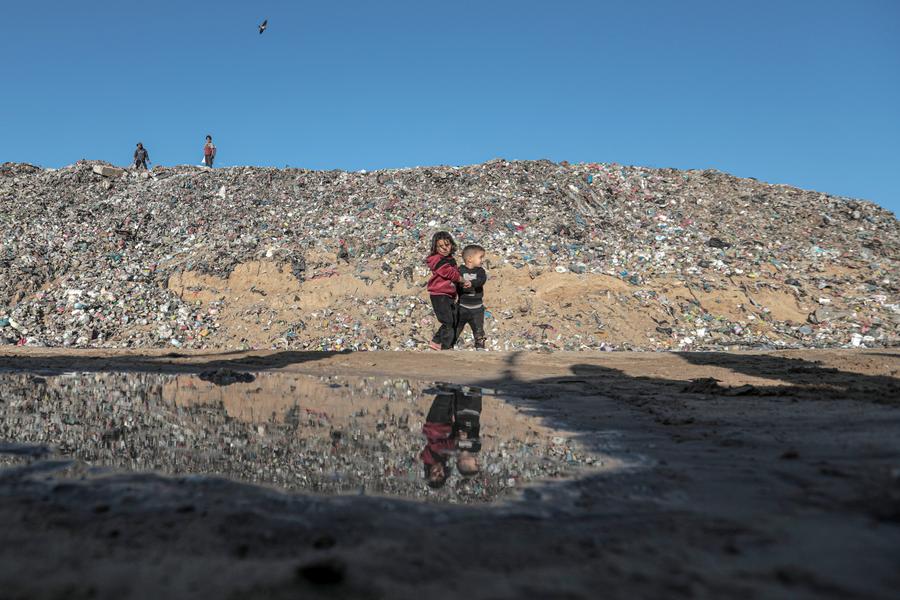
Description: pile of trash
1,159,897,351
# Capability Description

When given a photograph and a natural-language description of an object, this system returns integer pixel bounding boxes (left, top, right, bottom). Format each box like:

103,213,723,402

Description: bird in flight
258,19,268,35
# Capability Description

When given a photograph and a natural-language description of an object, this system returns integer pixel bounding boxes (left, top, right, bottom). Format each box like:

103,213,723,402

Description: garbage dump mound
1,159,897,351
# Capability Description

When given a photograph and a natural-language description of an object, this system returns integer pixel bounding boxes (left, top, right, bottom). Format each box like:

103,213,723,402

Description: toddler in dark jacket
455,244,488,350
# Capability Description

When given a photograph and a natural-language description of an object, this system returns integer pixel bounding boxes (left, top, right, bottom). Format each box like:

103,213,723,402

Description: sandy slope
165,258,819,351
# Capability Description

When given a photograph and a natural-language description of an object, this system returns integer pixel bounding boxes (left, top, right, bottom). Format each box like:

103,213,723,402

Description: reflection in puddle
0,371,607,503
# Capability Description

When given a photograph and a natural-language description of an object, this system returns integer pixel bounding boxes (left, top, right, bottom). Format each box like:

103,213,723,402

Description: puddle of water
0,371,610,504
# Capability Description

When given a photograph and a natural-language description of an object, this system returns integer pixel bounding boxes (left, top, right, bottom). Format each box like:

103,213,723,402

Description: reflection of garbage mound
0,372,604,504
0,160,896,351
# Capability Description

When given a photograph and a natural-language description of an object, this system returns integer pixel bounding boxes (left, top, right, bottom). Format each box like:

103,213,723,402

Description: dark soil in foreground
0,348,898,599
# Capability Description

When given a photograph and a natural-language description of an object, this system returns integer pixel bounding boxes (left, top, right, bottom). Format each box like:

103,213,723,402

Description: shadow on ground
0,350,343,375
0,350,898,599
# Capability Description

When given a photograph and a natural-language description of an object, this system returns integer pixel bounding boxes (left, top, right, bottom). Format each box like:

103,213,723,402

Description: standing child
425,231,464,350
203,135,216,168
133,143,150,170
455,244,488,350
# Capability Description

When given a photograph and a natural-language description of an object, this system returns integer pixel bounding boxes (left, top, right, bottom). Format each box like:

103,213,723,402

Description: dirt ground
1,348,899,599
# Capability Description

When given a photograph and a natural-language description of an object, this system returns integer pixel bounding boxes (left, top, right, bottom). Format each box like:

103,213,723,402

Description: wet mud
0,348,898,599
0,372,608,504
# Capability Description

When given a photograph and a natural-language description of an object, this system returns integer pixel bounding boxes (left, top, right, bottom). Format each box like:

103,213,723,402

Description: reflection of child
454,391,482,477
455,245,488,350
420,388,482,488
421,391,455,488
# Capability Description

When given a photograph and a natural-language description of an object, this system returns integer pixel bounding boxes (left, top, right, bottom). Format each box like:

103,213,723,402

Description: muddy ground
0,348,898,599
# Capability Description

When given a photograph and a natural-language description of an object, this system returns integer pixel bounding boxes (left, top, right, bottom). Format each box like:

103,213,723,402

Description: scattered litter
0,159,897,351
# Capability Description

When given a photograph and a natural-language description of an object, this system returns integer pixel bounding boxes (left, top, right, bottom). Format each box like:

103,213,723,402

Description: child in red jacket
425,231,468,350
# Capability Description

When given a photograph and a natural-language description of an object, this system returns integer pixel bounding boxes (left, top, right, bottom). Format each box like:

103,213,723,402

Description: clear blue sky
1,1,898,212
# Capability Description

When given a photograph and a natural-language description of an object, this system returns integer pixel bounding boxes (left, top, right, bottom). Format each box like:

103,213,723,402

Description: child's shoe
428,341,442,351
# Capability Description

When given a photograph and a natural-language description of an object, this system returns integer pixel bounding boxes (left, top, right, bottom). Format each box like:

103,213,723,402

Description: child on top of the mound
425,231,467,350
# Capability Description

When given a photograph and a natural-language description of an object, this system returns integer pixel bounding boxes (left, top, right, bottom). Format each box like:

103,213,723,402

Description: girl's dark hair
423,459,451,489
206,135,212,141
430,231,457,256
